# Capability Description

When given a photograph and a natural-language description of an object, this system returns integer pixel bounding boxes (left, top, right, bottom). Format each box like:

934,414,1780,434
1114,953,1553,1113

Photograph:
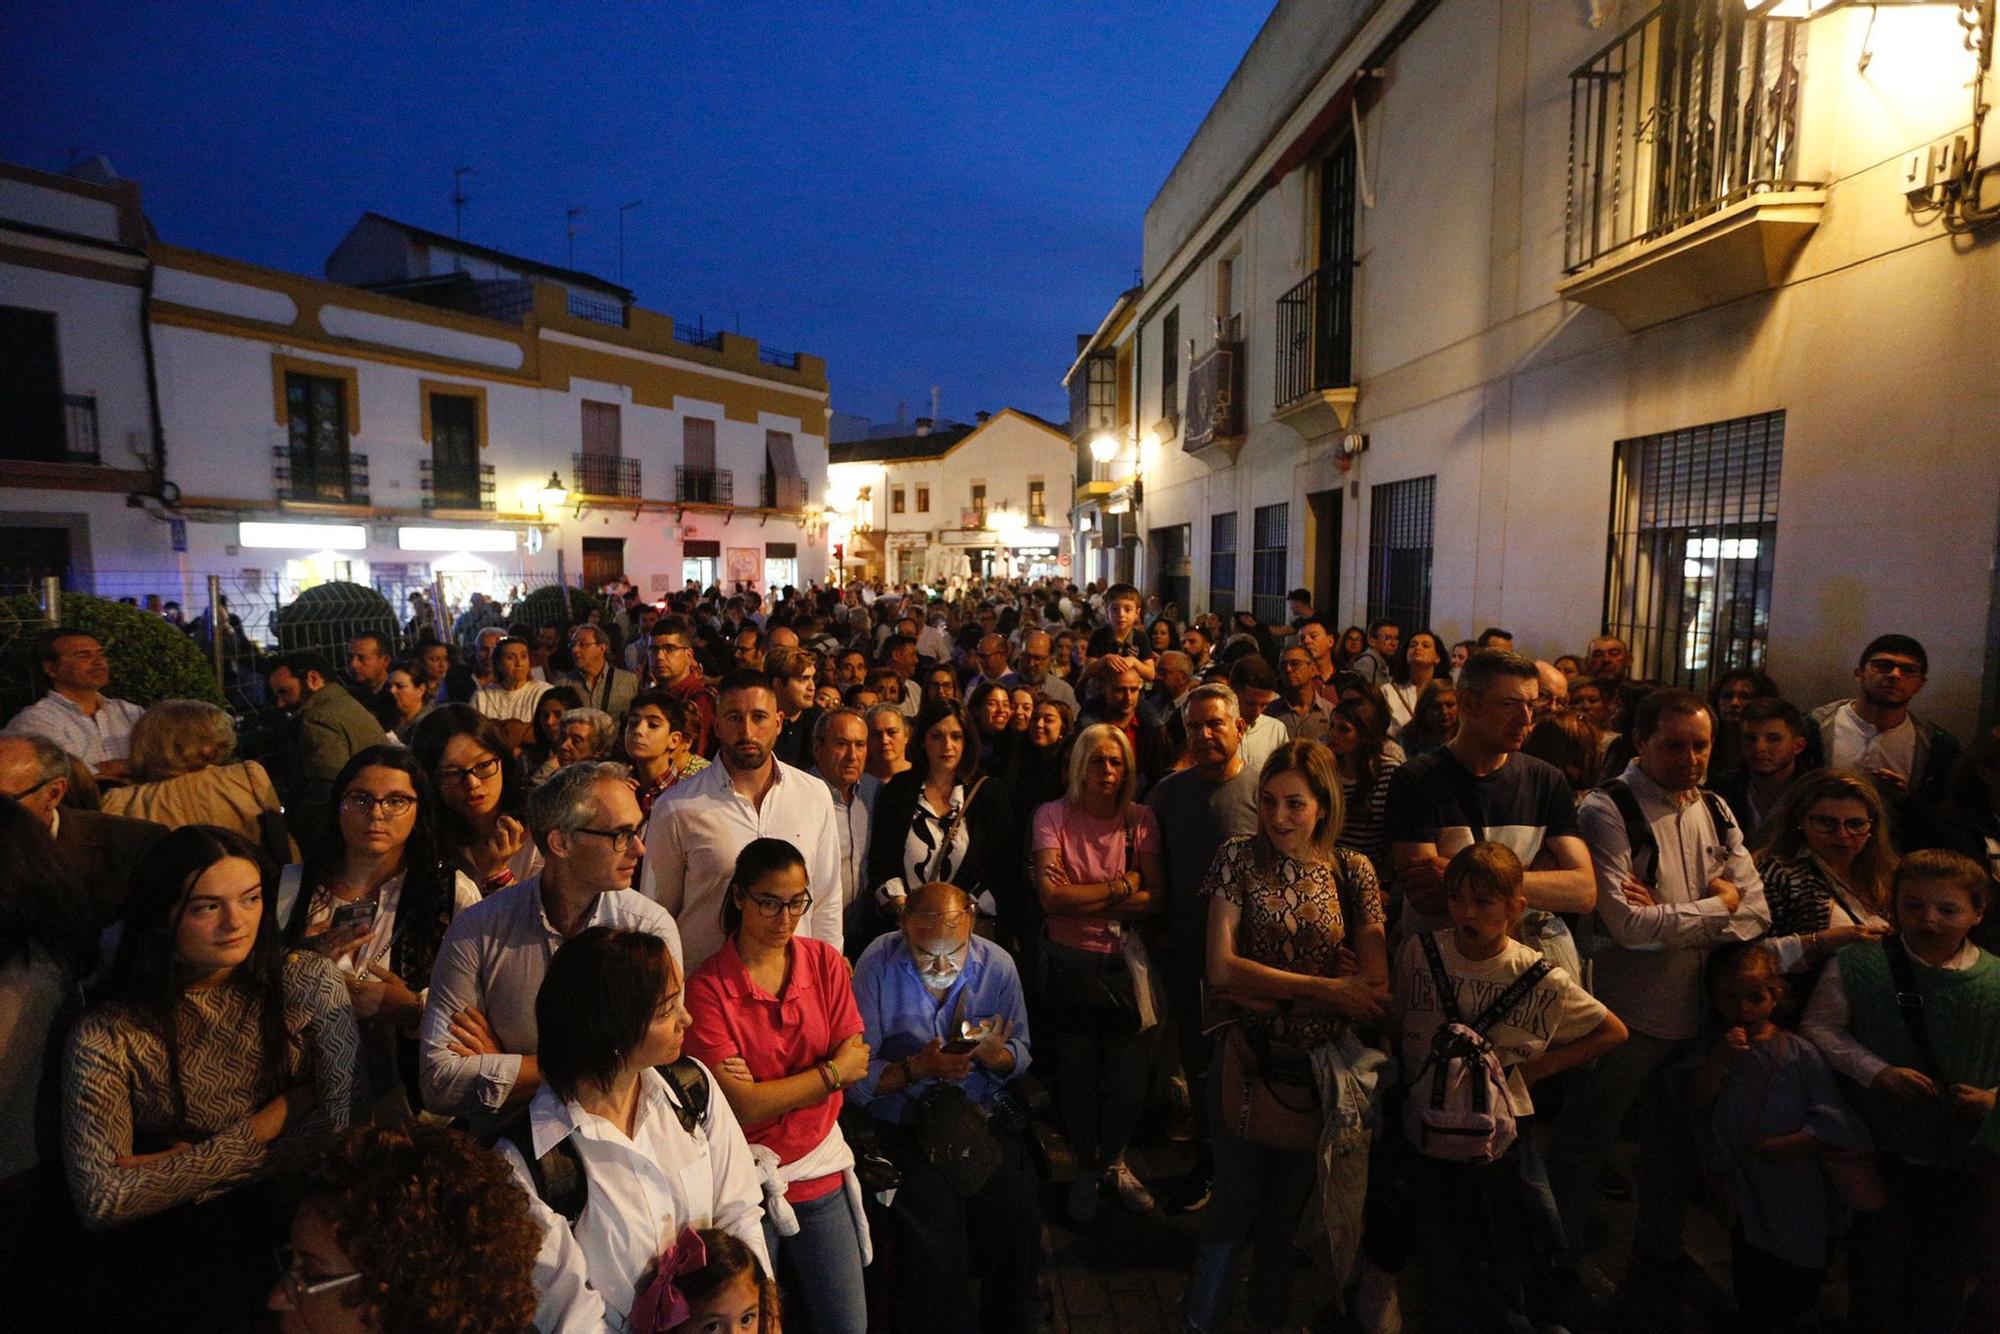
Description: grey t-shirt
1146,761,1261,960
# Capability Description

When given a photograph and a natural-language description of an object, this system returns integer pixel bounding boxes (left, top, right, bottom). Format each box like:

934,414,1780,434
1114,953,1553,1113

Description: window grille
1209,512,1238,619
1603,410,1783,688
1252,503,1289,626
1367,476,1436,632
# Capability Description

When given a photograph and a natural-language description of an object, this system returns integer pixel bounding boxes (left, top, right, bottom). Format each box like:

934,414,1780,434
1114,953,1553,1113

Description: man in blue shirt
850,881,1038,1332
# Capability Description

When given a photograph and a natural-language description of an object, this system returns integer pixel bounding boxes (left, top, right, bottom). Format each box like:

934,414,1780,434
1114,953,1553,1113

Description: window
1027,480,1045,525
428,393,481,508
0,305,70,463
762,429,803,509
1153,523,1191,616
285,372,352,502
1216,254,1242,342
1209,511,1239,619
1071,350,1118,439
916,485,930,513
679,417,723,503
765,542,799,591
1367,476,1436,634
1252,504,1290,625
891,486,906,514
1604,410,1783,688
1161,307,1180,425
575,401,635,498
970,483,986,527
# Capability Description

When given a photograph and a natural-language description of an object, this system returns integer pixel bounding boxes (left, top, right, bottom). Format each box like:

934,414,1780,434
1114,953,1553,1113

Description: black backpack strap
659,1056,712,1137
1880,936,1945,1082
1469,960,1554,1038
496,1110,588,1226
1418,931,1463,1025
1601,779,1656,881
1700,789,1736,842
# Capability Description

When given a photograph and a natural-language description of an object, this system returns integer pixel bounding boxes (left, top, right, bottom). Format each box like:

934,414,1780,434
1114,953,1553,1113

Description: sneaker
1165,1168,1213,1214
1104,1159,1155,1214
1067,1170,1100,1224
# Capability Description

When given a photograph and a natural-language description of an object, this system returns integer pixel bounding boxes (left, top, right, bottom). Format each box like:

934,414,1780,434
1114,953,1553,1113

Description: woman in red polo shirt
684,838,871,1334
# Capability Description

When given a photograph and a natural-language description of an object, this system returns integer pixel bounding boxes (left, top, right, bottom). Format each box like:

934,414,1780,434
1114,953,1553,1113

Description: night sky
1,1,1272,426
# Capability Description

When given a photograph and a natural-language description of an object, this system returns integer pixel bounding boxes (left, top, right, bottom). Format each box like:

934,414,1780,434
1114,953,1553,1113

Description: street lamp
538,471,569,515
1089,433,1119,465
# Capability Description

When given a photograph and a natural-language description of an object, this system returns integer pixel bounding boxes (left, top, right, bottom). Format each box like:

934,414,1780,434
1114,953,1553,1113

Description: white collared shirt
499,1065,770,1334
475,679,553,724
4,691,146,766
640,758,844,971
815,768,881,909
418,876,684,1124
1827,701,1917,781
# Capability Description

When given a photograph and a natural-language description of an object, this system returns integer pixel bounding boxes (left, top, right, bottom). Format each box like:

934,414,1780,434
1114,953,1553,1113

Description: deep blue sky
1,1,1272,425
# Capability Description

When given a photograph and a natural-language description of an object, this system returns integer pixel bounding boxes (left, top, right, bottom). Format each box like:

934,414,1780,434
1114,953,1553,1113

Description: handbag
912,1083,1002,1196
1218,1022,1322,1153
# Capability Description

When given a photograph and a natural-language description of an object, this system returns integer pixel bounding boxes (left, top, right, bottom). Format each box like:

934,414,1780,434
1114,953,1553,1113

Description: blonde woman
101,700,295,858
1754,766,1896,981
1188,738,1388,1334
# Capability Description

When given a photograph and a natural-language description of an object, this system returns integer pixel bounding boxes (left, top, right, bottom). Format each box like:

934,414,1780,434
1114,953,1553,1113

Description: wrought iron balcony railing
572,452,641,499
676,465,733,505
1275,266,1353,407
420,458,496,511
275,446,369,505
63,393,100,464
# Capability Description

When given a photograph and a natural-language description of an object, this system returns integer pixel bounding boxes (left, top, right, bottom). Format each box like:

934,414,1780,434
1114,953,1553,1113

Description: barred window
1367,476,1435,632
1603,410,1783,688
1252,503,1289,626
1209,512,1238,619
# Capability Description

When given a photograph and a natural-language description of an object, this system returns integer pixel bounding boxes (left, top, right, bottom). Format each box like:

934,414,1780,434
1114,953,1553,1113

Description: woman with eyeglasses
1754,767,1896,993
278,746,481,1124
685,838,872,1334
268,1122,540,1333
408,704,541,895
60,824,359,1328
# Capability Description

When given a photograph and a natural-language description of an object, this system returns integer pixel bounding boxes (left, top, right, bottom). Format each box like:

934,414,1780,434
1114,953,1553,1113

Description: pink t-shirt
684,935,864,1202
1030,799,1160,954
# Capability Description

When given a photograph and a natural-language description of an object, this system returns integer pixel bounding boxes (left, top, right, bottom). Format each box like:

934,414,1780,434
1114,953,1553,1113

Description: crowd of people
1,574,1997,1333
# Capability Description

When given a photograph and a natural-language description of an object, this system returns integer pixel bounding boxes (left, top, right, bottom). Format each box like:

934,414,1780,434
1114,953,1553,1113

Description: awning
1265,74,1365,189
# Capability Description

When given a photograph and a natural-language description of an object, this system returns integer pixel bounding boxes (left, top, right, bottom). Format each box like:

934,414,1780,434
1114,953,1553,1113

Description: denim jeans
1184,1075,1317,1332
1409,1129,1566,1334
763,1185,868,1334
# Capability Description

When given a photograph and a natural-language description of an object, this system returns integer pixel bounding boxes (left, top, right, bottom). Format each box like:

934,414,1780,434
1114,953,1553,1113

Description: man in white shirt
418,762,682,1128
1805,633,1961,825
4,627,146,778
1226,655,1290,775
1549,689,1768,1287
642,669,844,969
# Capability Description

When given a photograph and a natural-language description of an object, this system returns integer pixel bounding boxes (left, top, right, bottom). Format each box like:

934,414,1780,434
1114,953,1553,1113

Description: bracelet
818,1060,841,1093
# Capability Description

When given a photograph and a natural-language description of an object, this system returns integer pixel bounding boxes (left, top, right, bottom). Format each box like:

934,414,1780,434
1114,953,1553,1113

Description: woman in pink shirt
1030,723,1166,1224
685,838,871,1334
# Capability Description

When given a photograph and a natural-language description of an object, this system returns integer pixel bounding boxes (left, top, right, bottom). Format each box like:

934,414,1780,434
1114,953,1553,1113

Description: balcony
565,291,627,327
1183,341,1246,464
420,458,496,512
64,394,100,464
759,473,807,510
572,452,641,499
274,446,369,506
1558,0,1822,330
757,346,801,370
672,318,725,351
676,465,733,506
1273,267,1357,439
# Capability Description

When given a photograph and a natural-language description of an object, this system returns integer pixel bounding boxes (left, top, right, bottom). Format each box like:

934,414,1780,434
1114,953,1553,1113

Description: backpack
495,1056,713,1225
1599,778,1736,884
1403,932,1551,1163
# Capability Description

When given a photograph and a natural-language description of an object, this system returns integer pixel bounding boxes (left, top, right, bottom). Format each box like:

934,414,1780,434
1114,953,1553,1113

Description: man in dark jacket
1805,633,1960,847
0,734,167,927
266,650,387,854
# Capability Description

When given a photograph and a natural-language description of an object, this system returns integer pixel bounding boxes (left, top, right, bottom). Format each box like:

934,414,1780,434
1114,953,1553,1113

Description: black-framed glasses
1863,658,1924,677
652,640,692,656
272,1245,363,1304
0,773,58,802
1804,814,1875,836
435,755,503,787
744,891,814,919
573,826,644,853
340,791,417,818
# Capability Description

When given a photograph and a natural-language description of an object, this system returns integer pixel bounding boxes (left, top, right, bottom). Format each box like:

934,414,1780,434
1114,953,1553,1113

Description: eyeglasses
743,891,814,919
652,641,691,655
1863,658,1924,678
573,825,644,853
0,774,58,802
340,791,418,818
435,755,503,787
272,1246,363,1304
1804,814,1875,836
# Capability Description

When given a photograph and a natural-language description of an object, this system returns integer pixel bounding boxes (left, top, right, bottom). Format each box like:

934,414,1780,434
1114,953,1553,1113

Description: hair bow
629,1228,709,1333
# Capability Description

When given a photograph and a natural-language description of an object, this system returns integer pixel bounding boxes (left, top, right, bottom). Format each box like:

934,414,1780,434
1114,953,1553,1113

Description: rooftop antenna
617,199,643,286
566,205,586,270
930,385,940,422
452,166,475,246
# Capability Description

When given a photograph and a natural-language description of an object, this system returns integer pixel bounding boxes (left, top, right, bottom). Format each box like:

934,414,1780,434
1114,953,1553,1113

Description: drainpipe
134,258,175,505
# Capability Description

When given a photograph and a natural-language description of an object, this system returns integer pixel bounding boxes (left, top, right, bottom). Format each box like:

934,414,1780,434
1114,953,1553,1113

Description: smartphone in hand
331,898,378,933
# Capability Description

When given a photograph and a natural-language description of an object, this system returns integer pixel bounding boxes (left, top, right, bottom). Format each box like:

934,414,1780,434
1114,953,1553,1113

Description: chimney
914,418,933,437
975,410,990,424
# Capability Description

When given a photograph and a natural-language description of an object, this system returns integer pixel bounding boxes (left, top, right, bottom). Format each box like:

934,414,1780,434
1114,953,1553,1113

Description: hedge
511,584,604,632
272,581,400,656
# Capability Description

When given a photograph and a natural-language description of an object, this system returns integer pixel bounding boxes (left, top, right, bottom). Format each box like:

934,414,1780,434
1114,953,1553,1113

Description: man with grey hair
1011,630,1077,712
557,623,639,720
810,707,880,949
419,760,683,1126
1144,682,1259,1212
0,733,165,927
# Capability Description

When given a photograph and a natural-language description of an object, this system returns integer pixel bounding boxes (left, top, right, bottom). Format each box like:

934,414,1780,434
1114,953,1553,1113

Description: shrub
0,592,225,719
511,584,604,632
272,581,399,656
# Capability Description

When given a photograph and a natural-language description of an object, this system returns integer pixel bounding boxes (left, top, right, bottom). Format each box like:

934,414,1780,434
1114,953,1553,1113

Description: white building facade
1071,0,2000,732
827,409,1074,584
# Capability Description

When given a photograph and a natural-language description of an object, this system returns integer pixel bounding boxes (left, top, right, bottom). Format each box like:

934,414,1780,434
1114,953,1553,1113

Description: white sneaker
1067,1170,1100,1223
1104,1159,1155,1214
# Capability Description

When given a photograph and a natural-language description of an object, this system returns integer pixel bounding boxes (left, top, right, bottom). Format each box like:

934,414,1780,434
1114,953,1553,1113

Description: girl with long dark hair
279,745,480,1123
408,704,540,894
60,824,358,1327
